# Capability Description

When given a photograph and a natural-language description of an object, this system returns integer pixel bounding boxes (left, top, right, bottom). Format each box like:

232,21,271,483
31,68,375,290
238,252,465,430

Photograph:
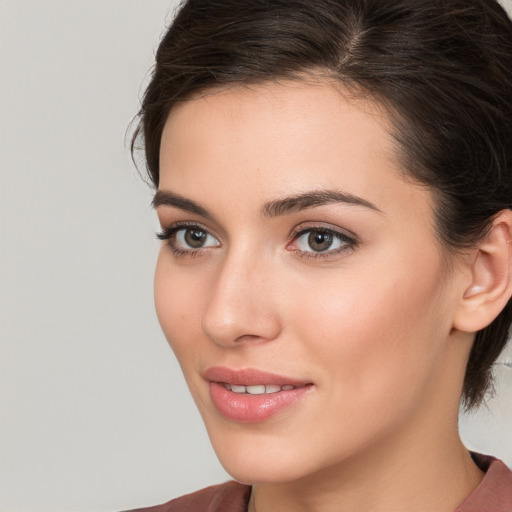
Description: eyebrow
152,190,213,219
152,188,380,219
261,190,381,217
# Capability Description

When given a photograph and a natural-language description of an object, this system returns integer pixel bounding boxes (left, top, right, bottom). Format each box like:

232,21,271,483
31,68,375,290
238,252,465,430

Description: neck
249,419,483,512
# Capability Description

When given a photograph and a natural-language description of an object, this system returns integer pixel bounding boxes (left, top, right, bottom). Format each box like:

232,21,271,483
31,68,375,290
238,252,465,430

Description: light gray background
1,1,511,511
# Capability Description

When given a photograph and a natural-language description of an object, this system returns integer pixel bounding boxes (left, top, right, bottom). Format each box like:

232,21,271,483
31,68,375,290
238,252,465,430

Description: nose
201,250,282,347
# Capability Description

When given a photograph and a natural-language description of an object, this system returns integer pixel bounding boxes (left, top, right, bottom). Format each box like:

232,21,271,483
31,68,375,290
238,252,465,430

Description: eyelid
288,222,357,243
156,221,217,240
287,222,358,258
156,221,221,255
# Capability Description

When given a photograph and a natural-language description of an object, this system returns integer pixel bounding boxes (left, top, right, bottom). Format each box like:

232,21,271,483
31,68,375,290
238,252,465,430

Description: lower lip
209,382,312,423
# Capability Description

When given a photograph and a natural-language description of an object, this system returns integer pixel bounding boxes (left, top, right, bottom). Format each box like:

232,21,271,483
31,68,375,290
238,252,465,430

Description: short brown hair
132,0,512,409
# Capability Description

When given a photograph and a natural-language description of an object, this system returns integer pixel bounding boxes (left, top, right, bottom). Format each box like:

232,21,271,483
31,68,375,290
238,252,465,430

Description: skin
154,81,492,512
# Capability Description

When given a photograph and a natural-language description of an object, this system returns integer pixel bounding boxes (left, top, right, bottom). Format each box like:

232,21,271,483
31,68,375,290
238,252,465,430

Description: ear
453,210,512,333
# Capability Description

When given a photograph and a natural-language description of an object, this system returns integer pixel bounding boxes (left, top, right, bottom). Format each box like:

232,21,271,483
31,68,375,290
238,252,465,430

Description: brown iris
308,231,333,251
184,228,207,248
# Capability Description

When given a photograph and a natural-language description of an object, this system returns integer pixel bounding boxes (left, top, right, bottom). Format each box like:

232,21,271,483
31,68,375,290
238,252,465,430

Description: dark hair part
132,0,512,409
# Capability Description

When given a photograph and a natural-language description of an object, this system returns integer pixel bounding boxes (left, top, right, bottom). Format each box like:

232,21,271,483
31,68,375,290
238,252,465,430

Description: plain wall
1,1,511,511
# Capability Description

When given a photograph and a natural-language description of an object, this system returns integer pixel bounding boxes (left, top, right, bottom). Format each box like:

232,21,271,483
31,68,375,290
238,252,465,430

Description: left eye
174,227,219,250
294,229,351,252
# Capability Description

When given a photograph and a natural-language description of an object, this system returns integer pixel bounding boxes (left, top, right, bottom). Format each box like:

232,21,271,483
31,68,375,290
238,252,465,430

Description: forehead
159,81,432,228
161,81,391,157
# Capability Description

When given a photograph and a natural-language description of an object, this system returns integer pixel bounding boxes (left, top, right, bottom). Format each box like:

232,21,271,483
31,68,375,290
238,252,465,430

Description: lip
205,367,314,423
205,367,311,387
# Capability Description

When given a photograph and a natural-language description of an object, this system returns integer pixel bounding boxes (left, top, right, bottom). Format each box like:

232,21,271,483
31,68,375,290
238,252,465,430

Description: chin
204,421,354,486
204,423,307,484
217,451,311,485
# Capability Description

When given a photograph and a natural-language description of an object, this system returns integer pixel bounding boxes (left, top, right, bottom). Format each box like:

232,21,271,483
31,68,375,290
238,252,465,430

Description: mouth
220,383,300,394
204,367,314,423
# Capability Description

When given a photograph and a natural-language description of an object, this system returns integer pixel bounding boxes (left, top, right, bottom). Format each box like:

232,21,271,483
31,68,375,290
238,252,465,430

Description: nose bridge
201,242,281,346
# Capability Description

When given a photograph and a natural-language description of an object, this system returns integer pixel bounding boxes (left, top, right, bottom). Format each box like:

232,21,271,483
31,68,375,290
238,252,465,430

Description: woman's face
154,82,467,484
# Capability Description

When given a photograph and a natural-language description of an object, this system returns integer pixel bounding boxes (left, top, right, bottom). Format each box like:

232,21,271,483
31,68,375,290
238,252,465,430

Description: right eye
157,224,220,254
174,227,219,249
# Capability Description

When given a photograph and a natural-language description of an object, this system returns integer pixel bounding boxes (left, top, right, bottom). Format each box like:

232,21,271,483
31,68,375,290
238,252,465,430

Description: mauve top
125,454,512,512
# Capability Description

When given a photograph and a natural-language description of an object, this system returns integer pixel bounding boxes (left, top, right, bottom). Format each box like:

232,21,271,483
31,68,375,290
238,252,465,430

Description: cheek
288,253,452,403
154,253,206,365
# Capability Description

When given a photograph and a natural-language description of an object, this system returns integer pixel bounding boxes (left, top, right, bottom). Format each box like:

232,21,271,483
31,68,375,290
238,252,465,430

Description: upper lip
204,366,312,387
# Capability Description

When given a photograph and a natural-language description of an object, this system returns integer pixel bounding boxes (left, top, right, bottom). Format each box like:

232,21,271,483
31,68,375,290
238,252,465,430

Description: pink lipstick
205,367,313,423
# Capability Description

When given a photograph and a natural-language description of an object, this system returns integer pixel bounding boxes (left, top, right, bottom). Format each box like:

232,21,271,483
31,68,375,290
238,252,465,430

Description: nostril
201,310,282,347
234,334,267,344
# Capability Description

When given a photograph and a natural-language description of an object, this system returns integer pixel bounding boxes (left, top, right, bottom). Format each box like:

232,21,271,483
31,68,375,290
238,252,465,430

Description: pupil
185,228,206,248
308,231,333,251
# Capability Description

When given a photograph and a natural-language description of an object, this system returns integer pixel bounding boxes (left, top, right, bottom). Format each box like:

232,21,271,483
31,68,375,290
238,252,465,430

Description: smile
205,367,314,422
222,383,298,394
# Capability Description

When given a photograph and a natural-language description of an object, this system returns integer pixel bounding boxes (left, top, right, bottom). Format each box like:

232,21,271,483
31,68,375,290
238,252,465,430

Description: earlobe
454,210,512,333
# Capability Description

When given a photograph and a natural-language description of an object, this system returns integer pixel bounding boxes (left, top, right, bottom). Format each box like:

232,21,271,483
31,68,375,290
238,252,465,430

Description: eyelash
156,222,214,258
156,222,358,260
287,224,358,260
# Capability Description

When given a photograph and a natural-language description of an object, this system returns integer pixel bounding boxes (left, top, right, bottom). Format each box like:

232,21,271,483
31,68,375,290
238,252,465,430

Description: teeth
223,383,297,394
246,385,266,395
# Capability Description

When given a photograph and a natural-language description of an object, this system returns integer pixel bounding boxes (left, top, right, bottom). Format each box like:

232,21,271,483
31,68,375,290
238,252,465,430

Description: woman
129,0,512,510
